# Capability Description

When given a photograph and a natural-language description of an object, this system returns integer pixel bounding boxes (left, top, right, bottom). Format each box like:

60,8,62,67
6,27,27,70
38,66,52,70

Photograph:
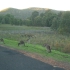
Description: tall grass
0,24,70,53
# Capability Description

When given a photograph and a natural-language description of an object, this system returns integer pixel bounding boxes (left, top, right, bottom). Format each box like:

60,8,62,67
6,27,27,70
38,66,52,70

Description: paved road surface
0,46,65,70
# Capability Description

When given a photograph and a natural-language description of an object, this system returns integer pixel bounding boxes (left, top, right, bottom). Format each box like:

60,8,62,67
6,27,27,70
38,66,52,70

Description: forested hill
0,7,59,19
0,7,48,19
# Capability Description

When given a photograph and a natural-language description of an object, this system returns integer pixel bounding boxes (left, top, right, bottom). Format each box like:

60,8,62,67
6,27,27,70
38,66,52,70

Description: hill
0,7,49,19
0,7,60,19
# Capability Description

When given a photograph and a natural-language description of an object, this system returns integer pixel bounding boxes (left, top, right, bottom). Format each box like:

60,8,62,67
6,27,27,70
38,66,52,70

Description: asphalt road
0,46,65,70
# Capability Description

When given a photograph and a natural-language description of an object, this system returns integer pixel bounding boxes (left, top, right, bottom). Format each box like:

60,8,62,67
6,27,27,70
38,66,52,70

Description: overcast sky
0,0,70,11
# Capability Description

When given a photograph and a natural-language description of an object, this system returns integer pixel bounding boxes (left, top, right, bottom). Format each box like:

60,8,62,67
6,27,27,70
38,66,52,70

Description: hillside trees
30,10,70,34
0,10,58,27
51,12,62,30
31,11,39,26
42,10,57,27
0,14,24,25
29,10,57,27
58,11,70,33
0,14,14,24
0,10,70,34
34,16,42,26
51,11,70,34
23,19,32,26
0,15,3,23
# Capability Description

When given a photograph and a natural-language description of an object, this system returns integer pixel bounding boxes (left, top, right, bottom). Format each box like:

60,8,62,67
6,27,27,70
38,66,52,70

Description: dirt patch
1,45,70,70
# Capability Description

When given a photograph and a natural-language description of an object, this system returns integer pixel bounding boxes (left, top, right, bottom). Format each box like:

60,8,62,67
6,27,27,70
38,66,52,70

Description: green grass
0,39,70,63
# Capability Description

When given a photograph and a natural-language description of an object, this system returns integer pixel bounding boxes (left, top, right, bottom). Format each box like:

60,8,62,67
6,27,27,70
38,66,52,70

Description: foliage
29,10,57,27
51,12,62,30
0,8,59,27
34,16,42,26
43,10,57,27
0,14,24,25
0,7,47,19
58,11,70,33
0,8,70,34
51,11,70,34
0,24,70,53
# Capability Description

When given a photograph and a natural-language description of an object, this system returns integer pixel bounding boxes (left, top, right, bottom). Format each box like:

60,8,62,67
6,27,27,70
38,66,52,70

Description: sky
0,0,70,11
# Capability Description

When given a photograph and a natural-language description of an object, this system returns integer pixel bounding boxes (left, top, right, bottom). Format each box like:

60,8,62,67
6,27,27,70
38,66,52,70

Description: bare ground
1,45,70,70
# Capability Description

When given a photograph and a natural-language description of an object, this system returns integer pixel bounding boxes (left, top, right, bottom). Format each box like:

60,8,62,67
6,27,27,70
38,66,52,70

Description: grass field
0,24,70,63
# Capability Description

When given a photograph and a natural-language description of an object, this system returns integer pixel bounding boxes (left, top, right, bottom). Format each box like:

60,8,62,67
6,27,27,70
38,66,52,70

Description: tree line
0,10,70,34
0,14,23,25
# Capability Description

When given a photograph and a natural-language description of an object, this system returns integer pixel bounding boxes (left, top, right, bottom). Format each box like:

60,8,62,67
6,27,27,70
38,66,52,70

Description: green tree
42,10,57,27
31,11,39,18
31,11,39,25
23,19,32,26
0,16,3,23
51,12,63,30
34,16,42,26
58,11,70,33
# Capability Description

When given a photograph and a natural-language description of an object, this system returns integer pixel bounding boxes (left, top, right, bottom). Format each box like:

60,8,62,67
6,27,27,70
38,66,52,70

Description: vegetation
0,24,70,53
0,8,70,34
0,7,70,63
0,7,47,19
51,11,70,34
